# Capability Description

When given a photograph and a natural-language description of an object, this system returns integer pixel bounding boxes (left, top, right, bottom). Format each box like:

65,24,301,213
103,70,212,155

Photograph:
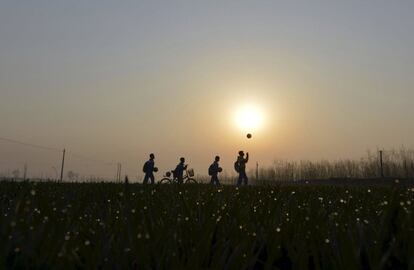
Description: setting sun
234,105,264,131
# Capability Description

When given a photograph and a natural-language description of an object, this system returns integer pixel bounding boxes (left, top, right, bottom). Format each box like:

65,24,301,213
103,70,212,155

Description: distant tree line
257,148,414,182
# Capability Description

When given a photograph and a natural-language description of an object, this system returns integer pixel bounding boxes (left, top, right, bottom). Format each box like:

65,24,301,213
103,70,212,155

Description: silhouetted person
209,156,222,185
235,151,249,186
173,157,187,184
124,175,129,184
143,153,156,184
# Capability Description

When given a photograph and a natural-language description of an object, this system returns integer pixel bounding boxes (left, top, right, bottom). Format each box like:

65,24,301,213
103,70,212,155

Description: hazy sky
1,0,414,179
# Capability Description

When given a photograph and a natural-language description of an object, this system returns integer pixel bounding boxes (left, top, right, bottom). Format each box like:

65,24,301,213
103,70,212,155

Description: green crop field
1,181,413,269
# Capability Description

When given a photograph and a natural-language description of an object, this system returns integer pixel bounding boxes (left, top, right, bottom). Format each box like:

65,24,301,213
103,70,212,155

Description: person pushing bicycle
173,157,188,184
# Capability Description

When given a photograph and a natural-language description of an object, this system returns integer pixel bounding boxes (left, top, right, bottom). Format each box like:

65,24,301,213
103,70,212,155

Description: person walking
235,151,249,186
142,153,157,184
208,156,222,185
173,157,188,184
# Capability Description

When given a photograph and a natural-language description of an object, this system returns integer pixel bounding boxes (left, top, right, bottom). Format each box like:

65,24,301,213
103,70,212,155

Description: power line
0,136,116,167
67,152,115,166
0,136,62,152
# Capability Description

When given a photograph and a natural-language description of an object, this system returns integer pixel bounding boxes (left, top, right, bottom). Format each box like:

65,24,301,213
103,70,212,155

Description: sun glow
234,105,264,131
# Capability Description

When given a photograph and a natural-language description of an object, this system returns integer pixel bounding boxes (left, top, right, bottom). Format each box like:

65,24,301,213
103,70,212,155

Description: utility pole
119,164,122,182
60,149,66,182
379,150,384,178
23,163,27,180
116,163,122,182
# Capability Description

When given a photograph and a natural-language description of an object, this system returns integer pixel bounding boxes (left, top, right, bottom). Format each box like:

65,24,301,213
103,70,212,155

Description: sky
1,0,414,180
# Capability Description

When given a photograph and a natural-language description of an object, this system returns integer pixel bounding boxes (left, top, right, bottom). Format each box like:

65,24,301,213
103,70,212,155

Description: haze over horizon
1,1,413,179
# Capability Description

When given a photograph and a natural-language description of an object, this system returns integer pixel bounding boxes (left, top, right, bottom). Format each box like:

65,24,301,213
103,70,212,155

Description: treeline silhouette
256,148,414,182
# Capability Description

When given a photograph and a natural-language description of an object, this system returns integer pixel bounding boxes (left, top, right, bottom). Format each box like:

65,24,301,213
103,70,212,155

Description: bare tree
67,171,79,181
12,169,20,179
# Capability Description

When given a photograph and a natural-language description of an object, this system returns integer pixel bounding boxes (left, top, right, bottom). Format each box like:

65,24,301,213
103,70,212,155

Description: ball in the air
247,133,252,139
153,167,158,172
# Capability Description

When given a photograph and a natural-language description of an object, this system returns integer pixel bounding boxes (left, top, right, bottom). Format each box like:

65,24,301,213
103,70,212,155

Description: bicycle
158,168,197,184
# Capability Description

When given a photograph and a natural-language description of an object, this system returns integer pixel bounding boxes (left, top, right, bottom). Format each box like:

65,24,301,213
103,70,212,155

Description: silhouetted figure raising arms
209,156,222,185
235,151,249,186
143,153,157,184
173,157,188,184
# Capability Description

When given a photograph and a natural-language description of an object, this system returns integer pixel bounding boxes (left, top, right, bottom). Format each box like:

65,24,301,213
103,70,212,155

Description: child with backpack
142,153,158,184
235,151,249,186
208,156,222,185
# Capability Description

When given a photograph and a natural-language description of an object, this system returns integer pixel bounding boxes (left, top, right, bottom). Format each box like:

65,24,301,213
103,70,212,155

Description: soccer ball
153,167,158,172
218,167,223,172
247,133,252,139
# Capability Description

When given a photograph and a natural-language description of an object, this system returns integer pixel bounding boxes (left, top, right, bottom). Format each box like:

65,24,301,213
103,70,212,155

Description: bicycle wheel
185,178,197,184
159,178,172,184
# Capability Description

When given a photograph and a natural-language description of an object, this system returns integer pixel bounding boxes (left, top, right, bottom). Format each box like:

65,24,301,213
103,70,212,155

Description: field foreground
1,181,413,269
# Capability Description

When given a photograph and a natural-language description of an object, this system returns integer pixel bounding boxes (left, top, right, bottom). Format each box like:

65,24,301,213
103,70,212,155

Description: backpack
208,164,214,176
142,162,149,173
234,160,240,173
